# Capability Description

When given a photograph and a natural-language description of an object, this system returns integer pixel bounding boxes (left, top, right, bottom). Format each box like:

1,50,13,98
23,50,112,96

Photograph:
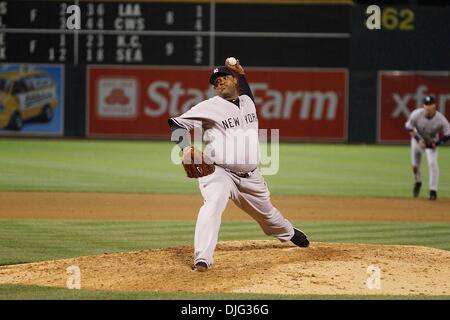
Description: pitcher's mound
1,241,449,296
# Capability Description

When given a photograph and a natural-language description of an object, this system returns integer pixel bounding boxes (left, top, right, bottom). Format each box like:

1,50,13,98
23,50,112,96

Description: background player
405,95,450,200
168,58,309,272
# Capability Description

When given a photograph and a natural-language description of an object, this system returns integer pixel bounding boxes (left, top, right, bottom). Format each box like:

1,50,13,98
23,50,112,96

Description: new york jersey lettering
244,113,258,124
222,117,240,130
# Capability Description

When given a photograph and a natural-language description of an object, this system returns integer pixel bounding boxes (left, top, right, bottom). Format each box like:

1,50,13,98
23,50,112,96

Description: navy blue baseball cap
423,95,435,105
209,66,235,85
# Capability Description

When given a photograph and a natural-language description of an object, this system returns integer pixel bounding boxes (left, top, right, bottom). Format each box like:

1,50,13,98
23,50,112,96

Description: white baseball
227,57,237,66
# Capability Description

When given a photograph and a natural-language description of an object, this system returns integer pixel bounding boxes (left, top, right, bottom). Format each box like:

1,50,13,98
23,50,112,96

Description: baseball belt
224,168,256,178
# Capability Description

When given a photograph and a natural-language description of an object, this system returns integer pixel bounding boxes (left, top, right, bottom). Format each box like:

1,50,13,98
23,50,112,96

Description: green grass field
1,220,449,266
1,284,449,300
1,139,449,197
0,139,449,300
1,220,450,300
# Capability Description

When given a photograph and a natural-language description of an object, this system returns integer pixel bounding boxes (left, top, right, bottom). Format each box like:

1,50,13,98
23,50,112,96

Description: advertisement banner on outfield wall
87,66,347,141
378,71,450,143
0,64,64,136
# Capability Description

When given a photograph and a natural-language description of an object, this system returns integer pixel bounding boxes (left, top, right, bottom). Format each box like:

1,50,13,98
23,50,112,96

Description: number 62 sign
366,5,414,31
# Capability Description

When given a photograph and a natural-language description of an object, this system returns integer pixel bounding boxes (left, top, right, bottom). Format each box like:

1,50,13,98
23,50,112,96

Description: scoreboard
1,1,448,142
0,1,350,67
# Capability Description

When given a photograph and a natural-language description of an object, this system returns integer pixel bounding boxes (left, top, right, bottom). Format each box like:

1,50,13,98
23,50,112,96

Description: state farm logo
252,83,338,120
144,81,215,117
105,88,130,105
143,80,340,120
390,85,450,119
97,78,137,118
88,67,346,140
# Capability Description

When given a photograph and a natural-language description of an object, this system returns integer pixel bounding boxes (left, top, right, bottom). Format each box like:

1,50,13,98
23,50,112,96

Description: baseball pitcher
405,95,450,200
168,58,309,272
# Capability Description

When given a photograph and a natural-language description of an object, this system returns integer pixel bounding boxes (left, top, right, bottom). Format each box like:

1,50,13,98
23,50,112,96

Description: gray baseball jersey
168,72,300,268
406,108,450,193
170,94,259,174
405,109,450,142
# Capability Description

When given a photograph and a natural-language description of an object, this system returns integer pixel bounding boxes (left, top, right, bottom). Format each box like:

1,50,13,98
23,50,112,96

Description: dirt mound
1,241,449,296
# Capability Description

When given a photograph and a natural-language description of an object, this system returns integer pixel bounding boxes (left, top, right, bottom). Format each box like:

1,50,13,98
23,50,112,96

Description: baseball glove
415,133,433,149
425,140,437,149
182,147,215,178
418,138,427,149
419,137,436,149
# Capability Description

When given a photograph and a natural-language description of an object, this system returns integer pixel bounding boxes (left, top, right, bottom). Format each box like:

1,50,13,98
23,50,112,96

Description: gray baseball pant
194,166,295,267
411,138,439,191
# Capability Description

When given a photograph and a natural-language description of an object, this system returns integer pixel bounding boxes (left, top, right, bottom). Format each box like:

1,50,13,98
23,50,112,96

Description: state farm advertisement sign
87,66,347,140
378,71,450,142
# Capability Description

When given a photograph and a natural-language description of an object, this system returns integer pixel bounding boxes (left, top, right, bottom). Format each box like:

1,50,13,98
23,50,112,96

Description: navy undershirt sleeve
238,74,255,103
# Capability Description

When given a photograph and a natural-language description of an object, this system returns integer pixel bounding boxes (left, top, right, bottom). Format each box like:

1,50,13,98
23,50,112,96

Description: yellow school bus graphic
0,69,58,130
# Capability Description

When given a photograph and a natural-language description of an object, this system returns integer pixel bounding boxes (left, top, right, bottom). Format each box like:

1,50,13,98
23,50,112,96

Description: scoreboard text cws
0,1,349,67
0,1,351,140
0,1,209,65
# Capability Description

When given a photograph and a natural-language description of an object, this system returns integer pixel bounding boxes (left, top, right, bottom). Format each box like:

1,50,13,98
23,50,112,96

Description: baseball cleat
192,261,208,272
413,182,422,198
428,190,437,201
291,227,310,248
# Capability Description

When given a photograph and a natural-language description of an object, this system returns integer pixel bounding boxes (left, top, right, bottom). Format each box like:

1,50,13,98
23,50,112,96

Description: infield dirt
0,241,449,296
0,192,449,296
1,192,449,221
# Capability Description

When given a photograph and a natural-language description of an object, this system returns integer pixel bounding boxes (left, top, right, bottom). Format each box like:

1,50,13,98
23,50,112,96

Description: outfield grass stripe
298,222,450,231
302,227,450,237
1,140,449,197
0,220,449,265
1,284,449,300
